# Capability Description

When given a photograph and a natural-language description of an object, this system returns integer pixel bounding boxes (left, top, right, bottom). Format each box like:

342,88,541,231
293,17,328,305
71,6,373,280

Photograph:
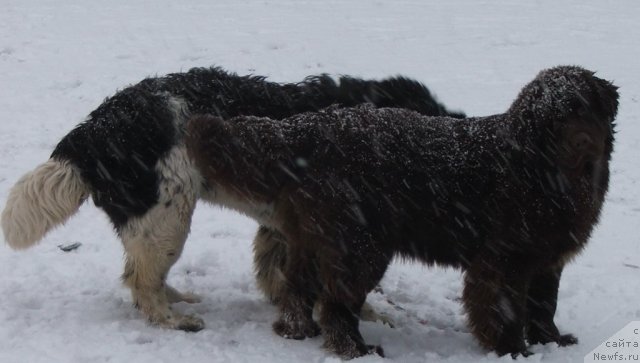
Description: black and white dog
1,66,463,331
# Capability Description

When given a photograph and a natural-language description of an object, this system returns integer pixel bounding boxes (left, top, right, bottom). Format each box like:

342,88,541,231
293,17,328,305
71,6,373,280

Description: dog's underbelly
200,183,276,227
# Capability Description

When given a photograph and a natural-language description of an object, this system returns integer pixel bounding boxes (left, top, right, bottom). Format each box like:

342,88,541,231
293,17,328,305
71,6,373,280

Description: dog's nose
571,132,594,152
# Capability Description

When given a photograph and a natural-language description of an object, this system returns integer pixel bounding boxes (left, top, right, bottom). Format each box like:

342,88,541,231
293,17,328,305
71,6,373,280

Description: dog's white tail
2,159,89,249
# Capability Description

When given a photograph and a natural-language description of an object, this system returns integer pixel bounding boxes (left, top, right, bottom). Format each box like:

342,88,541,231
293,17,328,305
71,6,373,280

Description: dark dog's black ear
586,76,619,125
509,66,618,127
551,72,619,172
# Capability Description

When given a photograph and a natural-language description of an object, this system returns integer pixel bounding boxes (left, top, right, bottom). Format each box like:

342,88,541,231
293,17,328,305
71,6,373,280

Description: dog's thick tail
2,158,89,249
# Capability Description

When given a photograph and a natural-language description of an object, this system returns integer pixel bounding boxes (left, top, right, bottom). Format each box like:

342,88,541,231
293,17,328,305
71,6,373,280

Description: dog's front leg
463,253,533,358
526,266,578,346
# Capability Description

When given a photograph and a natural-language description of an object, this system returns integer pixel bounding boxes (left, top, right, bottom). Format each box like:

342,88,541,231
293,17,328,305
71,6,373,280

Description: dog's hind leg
254,225,393,327
253,226,288,304
314,228,390,359
120,196,203,331
316,270,388,358
272,237,321,340
120,146,204,331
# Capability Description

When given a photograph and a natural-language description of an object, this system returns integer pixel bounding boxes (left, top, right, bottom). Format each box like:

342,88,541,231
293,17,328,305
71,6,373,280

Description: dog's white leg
120,145,204,331
120,199,202,331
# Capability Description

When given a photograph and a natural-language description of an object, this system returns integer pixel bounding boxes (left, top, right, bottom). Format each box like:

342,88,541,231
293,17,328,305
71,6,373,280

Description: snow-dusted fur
186,66,619,359
1,66,463,331
2,160,88,249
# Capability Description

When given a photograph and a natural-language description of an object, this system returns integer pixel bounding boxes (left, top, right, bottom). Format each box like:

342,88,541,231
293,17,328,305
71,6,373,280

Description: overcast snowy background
0,1,638,362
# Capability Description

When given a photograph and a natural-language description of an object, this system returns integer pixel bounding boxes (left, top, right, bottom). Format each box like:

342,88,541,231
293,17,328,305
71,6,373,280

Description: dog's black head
508,66,619,171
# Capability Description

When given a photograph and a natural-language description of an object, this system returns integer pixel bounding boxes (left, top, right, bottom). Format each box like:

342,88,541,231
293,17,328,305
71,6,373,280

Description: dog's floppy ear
509,66,618,128
585,75,619,125
554,71,619,172
553,67,618,128
565,70,618,149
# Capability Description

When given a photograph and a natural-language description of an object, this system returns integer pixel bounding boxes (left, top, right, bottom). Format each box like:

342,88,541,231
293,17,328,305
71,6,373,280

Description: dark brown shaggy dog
186,66,618,359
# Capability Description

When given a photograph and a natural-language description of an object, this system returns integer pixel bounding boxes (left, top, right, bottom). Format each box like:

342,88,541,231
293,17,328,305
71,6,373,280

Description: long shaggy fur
1,66,462,330
186,66,619,358
2,160,88,249
253,226,288,302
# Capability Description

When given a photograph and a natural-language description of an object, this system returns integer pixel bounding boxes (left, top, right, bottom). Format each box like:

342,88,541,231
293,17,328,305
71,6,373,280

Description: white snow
1,0,639,362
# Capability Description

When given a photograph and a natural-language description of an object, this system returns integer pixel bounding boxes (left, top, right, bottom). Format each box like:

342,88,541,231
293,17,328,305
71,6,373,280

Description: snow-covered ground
1,1,638,362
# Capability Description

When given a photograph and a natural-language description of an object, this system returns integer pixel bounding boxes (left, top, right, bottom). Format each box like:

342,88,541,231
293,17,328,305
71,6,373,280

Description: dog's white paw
179,292,202,304
166,285,202,304
360,302,395,328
